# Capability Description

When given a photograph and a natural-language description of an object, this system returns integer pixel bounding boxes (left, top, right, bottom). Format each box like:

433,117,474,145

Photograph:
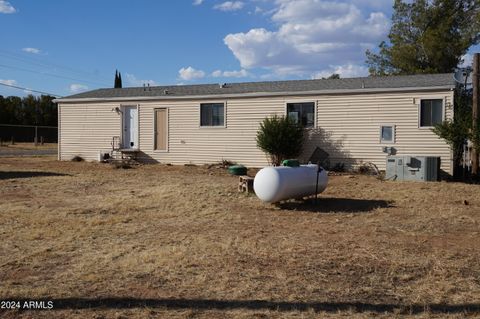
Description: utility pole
473,53,480,175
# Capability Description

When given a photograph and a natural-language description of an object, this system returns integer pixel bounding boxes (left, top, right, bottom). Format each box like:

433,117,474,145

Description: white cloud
193,0,204,5
312,63,368,79
0,79,17,86
178,66,206,81
0,80,37,96
124,73,157,87
211,69,249,78
350,0,394,12
254,6,263,14
69,84,89,93
0,0,16,14
224,28,277,69
211,70,222,77
214,1,244,11
223,0,390,77
22,47,41,54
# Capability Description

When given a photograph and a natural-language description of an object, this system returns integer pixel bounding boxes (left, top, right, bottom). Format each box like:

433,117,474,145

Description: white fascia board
54,85,455,104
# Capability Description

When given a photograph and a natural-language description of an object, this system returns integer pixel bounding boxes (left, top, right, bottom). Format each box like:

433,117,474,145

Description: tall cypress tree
114,70,121,88
117,71,122,88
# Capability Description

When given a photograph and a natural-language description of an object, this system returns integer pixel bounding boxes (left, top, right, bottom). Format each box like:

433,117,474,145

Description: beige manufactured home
55,73,456,174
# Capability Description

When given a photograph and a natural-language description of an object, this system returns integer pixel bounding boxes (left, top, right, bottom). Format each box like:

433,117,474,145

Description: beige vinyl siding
312,91,453,173
58,103,122,160
59,88,454,174
57,103,61,160
138,97,285,166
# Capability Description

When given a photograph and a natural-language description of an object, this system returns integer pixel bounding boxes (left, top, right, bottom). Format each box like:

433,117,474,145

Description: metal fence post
34,126,38,146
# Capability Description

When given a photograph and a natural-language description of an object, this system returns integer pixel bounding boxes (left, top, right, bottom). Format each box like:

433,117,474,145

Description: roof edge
54,85,455,104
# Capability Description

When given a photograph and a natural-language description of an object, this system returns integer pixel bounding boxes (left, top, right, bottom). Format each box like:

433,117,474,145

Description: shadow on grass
8,298,480,315
0,171,69,180
277,197,392,213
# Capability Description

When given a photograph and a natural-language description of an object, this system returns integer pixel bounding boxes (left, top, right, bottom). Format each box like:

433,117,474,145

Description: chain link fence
0,124,58,144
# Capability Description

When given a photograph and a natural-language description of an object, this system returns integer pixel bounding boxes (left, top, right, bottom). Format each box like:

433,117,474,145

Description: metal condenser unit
385,155,441,181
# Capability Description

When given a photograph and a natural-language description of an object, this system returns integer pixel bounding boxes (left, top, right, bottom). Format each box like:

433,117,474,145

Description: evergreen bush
256,115,304,166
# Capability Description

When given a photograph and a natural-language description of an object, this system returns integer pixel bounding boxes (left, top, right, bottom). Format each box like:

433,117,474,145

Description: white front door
123,106,138,149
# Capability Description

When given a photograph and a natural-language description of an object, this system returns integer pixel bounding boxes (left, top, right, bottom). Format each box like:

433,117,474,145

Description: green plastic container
228,165,247,175
282,159,300,167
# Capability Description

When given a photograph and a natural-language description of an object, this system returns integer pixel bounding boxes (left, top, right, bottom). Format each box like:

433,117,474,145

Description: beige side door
154,109,167,151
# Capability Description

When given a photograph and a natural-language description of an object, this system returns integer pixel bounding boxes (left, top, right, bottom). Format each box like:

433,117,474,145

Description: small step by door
123,106,138,149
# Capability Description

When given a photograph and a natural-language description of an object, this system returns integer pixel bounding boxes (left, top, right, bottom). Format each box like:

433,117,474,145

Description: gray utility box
386,155,441,181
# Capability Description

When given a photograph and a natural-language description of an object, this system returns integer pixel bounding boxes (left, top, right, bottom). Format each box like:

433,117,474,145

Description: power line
0,82,62,97
0,49,112,83
0,63,110,87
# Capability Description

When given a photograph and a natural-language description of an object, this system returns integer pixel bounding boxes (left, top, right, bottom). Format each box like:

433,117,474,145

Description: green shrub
432,87,474,177
256,115,304,166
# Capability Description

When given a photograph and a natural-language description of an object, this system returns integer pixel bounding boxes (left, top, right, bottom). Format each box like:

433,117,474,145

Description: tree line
0,95,57,127
366,0,479,75
0,69,121,127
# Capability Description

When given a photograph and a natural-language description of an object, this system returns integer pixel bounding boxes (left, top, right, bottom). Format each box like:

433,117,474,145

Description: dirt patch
0,156,479,318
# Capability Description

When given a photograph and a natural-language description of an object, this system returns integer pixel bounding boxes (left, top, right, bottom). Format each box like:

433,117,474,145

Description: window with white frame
286,102,315,128
420,99,443,127
380,125,395,143
200,103,225,127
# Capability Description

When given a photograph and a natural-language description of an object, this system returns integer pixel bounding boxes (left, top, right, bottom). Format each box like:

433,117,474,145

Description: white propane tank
253,164,328,203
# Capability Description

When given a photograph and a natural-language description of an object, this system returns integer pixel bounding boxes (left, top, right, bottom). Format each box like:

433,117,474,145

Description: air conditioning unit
386,155,441,181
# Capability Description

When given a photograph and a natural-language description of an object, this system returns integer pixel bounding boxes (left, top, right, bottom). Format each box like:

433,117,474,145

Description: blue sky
0,0,477,97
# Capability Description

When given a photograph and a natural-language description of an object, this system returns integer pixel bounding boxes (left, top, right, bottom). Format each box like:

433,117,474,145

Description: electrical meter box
385,156,440,181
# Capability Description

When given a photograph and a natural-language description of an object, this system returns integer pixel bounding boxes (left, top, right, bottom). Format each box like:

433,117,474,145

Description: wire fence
0,124,58,144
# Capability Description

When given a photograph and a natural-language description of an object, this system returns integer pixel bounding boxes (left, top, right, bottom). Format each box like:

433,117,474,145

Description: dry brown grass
0,157,479,318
